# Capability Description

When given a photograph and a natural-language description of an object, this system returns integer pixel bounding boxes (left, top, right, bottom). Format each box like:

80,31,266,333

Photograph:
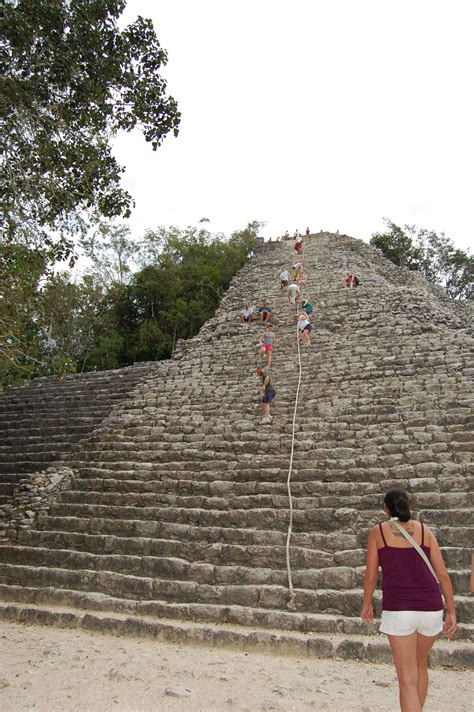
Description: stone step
37,509,472,551
64,477,474,511
0,545,369,590
57,489,378,512
0,584,472,645
70,462,472,489
0,562,358,613
64,470,473,502
68,476,381,498
42,423,473,447
0,455,68,471
10,531,470,593
0,600,471,668
0,473,18,483
0,391,139,408
0,389,134,404
55,491,474,527
45,501,395,533
0,562,472,623
2,422,101,438
76,424,471,447
0,440,92,455
15,529,342,568
34,514,359,550
0,413,111,430
419,509,474,526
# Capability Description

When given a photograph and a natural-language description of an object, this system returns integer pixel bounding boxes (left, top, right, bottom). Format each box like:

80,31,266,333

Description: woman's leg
388,633,422,712
267,348,272,367
416,633,438,707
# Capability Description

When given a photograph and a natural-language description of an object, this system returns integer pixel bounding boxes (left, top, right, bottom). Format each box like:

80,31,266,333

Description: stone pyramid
0,233,472,667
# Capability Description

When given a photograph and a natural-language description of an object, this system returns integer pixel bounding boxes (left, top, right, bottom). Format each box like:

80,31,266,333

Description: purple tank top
378,522,443,611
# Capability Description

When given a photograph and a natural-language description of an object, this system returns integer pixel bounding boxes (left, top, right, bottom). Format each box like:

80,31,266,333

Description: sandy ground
0,621,471,712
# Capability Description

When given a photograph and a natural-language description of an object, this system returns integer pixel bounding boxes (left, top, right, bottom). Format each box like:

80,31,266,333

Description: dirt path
0,621,471,711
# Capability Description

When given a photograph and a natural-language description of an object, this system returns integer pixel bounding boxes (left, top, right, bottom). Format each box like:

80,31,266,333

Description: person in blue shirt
257,300,272,322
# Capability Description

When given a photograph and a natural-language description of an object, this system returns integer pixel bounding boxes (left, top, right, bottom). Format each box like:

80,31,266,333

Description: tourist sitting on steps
279,269,290,288
287,282,301,305
239,303,254,322
297,313,312,345
257,300,272,322
361,488,457,712
256,365,275,424
259,323,274,368
344,272,359,287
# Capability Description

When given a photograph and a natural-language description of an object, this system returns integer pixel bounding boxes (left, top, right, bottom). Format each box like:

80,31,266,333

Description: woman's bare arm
427,526,457,638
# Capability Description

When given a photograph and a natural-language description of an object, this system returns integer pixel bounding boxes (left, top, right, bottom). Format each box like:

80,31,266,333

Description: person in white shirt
287,283,301,305
279,269,290,288
297,313,312,345
239,303,254,322
294,235,303,255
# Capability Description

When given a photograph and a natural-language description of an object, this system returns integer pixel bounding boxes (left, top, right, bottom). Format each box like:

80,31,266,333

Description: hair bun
384,488,411,522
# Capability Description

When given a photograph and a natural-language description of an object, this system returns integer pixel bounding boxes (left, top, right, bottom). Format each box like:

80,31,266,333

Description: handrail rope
285,258,305,611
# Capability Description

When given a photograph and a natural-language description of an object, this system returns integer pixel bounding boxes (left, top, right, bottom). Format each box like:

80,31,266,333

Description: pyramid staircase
0,363,159,515
0,234,472,667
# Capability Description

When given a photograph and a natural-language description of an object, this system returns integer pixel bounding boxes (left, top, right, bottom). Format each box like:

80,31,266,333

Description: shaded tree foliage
0,243,48,385
0,223,262,386
85,222,262,368
80,222,137,286
371,219,473,300
1,0,180,256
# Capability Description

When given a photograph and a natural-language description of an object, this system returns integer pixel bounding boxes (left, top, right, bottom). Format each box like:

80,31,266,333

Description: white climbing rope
285,293,304,612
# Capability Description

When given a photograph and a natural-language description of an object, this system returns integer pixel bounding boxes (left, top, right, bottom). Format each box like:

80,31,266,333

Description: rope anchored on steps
285,249,308,611
285,309,302,611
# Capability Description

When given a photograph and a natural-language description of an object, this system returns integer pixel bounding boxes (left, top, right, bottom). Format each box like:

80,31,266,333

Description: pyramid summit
0,233,472,667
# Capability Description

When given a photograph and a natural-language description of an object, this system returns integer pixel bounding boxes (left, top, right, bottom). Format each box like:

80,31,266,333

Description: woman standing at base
361,488,457,712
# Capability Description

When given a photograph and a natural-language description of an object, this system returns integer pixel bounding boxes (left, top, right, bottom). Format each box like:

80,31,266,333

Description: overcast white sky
113,0,473,251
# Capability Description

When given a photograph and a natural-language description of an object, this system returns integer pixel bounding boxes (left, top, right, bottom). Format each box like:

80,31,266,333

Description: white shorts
380,610,443,637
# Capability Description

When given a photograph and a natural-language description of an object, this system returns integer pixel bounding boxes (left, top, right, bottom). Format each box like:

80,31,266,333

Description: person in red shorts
259,323,274,367
344,272,359,287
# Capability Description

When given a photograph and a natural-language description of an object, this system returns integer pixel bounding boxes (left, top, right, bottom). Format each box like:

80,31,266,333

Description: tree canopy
371,219,473,301
1,0,180,258
0,223,261,387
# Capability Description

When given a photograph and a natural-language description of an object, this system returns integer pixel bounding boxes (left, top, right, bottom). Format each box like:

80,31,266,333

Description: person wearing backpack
361,488,456,712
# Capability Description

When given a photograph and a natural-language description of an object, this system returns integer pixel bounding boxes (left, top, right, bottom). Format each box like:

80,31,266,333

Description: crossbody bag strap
390,517,440,583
